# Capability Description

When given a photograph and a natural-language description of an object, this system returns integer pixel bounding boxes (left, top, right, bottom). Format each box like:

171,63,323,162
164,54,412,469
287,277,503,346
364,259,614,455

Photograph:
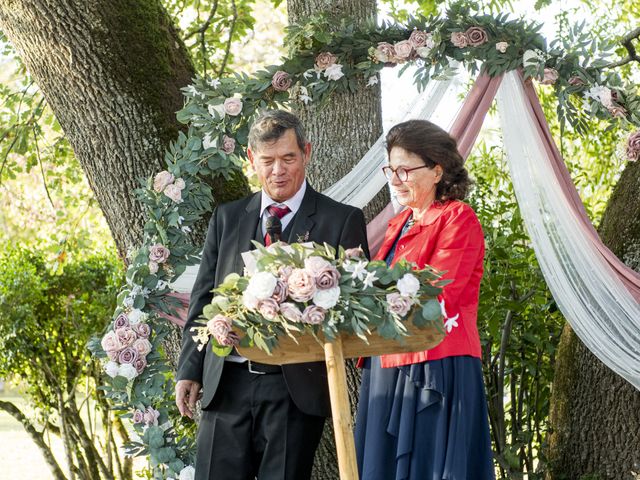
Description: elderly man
176,109,369,480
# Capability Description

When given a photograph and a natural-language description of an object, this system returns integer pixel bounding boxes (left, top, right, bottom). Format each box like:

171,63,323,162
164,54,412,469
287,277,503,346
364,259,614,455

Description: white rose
127,308,146,325
104,361,119,378
242,290,259,310
396,273,420,297
118,363,138,381
495,41,509,53
324,64,344,81
178,466,196,480
312,286,341,309
223,97,243,116
246,272,278,300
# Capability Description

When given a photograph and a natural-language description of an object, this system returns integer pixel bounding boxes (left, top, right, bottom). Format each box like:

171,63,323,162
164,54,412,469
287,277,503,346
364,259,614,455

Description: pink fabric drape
163,71,640,328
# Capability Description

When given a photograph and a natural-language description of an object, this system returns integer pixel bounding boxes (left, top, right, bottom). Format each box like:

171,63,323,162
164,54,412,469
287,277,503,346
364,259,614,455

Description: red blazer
374,200,485,368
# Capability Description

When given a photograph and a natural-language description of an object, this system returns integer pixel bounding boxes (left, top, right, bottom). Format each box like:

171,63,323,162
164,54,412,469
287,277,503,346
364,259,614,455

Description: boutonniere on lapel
296,231,310,243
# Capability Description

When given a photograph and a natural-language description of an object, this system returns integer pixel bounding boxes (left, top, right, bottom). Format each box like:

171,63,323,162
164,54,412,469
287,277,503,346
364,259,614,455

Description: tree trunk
287,1,386,478
548,160,640,479
0,0,236,257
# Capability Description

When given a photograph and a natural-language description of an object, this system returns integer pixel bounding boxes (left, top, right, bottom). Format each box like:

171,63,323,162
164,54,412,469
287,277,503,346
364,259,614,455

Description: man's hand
175,379,202,419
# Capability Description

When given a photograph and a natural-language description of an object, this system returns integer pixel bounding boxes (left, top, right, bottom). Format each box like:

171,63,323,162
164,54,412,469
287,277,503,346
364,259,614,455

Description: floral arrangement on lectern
191,242,447,356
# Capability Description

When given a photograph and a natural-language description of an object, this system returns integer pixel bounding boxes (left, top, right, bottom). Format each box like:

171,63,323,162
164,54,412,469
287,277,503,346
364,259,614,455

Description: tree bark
0,0,210,257
287,1,386,478
547,160,640,479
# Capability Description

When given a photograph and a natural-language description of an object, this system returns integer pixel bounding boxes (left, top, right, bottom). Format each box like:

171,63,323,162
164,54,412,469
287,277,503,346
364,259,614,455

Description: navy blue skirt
355,356,495,480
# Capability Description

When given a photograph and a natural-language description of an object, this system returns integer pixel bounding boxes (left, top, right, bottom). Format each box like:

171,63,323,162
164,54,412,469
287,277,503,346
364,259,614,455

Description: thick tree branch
604,27,640,68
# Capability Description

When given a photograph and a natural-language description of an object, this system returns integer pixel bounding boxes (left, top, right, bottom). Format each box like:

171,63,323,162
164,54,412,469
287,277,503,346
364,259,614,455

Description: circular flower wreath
89,4,640,478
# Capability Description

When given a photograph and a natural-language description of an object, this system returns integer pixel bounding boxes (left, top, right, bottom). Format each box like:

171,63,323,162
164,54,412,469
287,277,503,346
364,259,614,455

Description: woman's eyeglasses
382,165,429,182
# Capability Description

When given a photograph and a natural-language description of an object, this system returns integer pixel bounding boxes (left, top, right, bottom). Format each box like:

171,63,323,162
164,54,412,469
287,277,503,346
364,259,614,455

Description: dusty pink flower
280,303,303,323
465,26,488,47
163,183,183,203
133,338,152,356
315,52,337,71
626,130,640,162
257,298,280,320
114,313,129,329
540,68,559,85
221,135,235,154
271,280,288,303
132,409,144,424
450,31,469,48
173,178,186,190
278,266,293,282
101,331,121,353
219,331,240,347
271,71,292,92
608,104,627,118
106,349,119,361
316,266,340,290
115,327,137,348
148,261,159,274
153,171,174,193
143,407,160,426
374,42,396,63
409,29,429,48
344,247,365,260
386,292,413,317
393,40,413,60
568,75,585,86
301,305,326,325
149,244,170,264
133,322,151,339
118,347,139,365
287,268,316,302
134,357,147,374
304,256,332,276
207,314,232,340
223,97,243,116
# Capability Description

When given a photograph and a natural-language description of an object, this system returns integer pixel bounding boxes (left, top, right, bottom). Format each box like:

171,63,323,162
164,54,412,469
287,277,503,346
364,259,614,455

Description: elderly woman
355,120,494,480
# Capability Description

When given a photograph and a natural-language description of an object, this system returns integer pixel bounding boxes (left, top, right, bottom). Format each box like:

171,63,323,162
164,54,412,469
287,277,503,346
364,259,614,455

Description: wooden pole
323,336,359,480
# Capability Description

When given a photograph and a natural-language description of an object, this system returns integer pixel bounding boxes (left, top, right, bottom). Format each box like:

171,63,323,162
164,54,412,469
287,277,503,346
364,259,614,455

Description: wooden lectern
238,322,444,480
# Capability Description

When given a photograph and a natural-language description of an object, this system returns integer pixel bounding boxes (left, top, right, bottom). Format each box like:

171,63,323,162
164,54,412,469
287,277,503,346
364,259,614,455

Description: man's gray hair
248,109,308,151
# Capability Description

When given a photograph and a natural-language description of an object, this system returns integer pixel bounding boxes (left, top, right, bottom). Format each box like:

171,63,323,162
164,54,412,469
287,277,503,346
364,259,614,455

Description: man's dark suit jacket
176,184,369,417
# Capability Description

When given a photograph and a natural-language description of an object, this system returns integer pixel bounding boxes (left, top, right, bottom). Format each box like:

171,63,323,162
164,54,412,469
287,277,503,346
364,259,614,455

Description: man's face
248,129,311,203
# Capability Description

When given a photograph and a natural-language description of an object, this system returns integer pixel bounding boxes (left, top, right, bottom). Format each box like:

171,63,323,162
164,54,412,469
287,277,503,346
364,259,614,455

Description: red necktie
264,204,291,246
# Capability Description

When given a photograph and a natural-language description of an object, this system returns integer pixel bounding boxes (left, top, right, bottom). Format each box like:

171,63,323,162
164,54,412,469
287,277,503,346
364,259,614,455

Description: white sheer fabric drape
497,71,640,390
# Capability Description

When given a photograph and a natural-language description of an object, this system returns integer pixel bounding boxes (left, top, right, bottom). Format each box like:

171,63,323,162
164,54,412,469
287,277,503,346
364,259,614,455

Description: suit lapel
234,193,261,273
286,184,316,243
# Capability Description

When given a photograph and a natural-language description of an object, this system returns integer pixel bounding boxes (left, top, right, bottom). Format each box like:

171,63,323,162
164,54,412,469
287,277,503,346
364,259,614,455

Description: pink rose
133,338,152,356
301,305,326,325
257,298,280,320
393,40,413,61
271,71,292,92
374,42,396,63
271,280,288,303
304,256,332,276
207,314,233,344
114,313,129,329
149,244,170,264
344,247,365,260
540,68,559,85
106,349,119,361
219,331,240,347
465,26,488,47
450,32,469,48
101,331,121,353
280,303,303,323
223,97,243,116
608,104,627,118
315,52,337,71
163,183,183,203
134,357,147,374
148,261,159,274
287,268,316,302
386,292,413,317
221,135,235,154
173,178,186,190
132,409,144,424
278,266,293,282
409,29,429,48
115,327,137,348
143,407,160,426
568,75,585,86
118,347,139,365
133,322,151,338
315,266,340,290
626,130,640,162
153,171,174,193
